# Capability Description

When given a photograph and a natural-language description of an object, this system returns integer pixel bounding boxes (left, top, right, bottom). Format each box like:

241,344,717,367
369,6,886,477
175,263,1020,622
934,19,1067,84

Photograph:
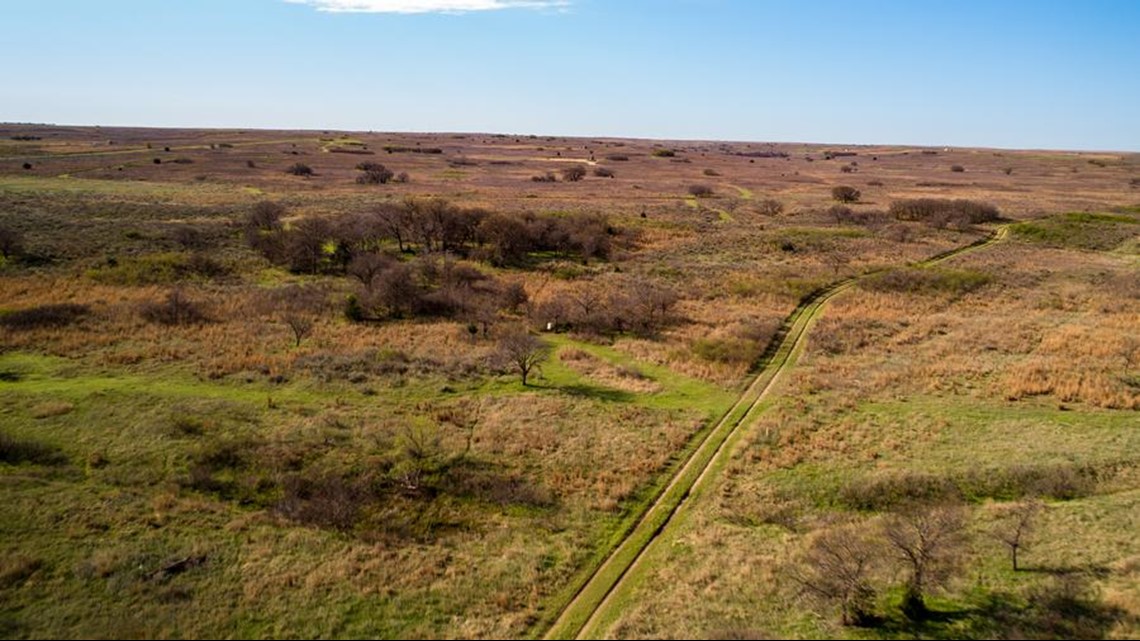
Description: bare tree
373,203,414,253
882,504,968,619
792,522,880,626
497,326,549,386
990,499,1043,571
561,165,588,182
347,252,394,291
284,314,314,348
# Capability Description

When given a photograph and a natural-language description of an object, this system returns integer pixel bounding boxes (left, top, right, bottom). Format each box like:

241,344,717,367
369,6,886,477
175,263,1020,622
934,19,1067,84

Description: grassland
1,124,1138,638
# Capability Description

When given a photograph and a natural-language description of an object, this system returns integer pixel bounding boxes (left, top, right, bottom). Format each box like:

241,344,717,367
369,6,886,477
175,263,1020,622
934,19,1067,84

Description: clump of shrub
756,199,784,216
383,145,442,154
87,252,228,285
861,266,992,296
838,462,1105,511
950,164,965,173
652,148,676,158
286,162,314,176
831,185,861,203
889,198,1000,227
605,154,630,161
356,162,394,184
0,303,90,331
0,431,67,465
703,168,721,177
531,172,557,183
1010,212,1137,250
688,184,714,197
140,289,210,325
562,165,588,182
593,167,615,178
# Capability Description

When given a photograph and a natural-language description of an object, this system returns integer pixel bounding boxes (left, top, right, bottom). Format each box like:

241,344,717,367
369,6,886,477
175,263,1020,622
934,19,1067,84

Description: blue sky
3,0,1138,150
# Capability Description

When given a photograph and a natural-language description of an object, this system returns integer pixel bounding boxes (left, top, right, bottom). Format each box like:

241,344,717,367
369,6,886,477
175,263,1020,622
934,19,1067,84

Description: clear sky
3,0,1139,151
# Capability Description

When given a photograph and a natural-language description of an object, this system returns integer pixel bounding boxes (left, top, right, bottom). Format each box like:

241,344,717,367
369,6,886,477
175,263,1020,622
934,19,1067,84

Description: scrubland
1,125,1136,638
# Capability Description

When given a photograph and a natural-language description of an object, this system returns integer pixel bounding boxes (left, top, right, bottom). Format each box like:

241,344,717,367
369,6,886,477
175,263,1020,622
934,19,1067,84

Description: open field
1,124,1138,638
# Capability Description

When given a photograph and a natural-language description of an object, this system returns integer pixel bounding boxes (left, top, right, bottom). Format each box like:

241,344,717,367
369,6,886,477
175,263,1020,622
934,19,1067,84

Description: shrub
950,164,965,173
140,289,210,325
356,165,394,184
561,165,588,182
593,167,615,178
756,199,784,216
393,171,409,183
652,148,676,157
0,303,89,330
889,198,1000,226
703,168,720,176
531,172,557,183
688,184,714,197
605,154,629,161
831,185,861,203
860,266,992,296
0,224,26,259
0,431,66,466
286,162,314,176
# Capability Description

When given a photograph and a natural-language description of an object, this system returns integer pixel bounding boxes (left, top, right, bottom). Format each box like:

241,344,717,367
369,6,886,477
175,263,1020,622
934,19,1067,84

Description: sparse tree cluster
243,199,618,275
533,276,679,338
889,198,1000,228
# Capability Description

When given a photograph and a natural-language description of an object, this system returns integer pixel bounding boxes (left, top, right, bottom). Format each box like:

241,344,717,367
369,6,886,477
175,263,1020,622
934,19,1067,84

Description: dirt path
542,225,1008,640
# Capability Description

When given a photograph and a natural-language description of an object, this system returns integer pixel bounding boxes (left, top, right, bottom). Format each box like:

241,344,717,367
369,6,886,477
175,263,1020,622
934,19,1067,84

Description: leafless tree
882,504,968,619
990,499,1043,571
374,202,414,253
497,326,549,386
792,522,881,626
285,217,333,274
284,314,314,348
347,252,394,291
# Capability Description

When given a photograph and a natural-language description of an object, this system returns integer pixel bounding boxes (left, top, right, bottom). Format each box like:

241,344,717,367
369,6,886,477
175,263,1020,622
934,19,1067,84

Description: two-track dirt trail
542,226,1007,640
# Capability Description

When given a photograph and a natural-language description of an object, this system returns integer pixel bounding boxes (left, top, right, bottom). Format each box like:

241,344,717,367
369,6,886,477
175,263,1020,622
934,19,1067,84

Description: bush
652,148,676,157
286,162,314,176
531,172,557,183
861,266,992,296
703,168,720,176
889,198,1000,227
593,167,615,178
831,185,861,203
688,184,714,197
0,431,66,466
356,165,394,184
562,165,588,182
0,303,89,330
950,164,965,173
605,154,629,161
140,289,210,325
756,199,784,216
